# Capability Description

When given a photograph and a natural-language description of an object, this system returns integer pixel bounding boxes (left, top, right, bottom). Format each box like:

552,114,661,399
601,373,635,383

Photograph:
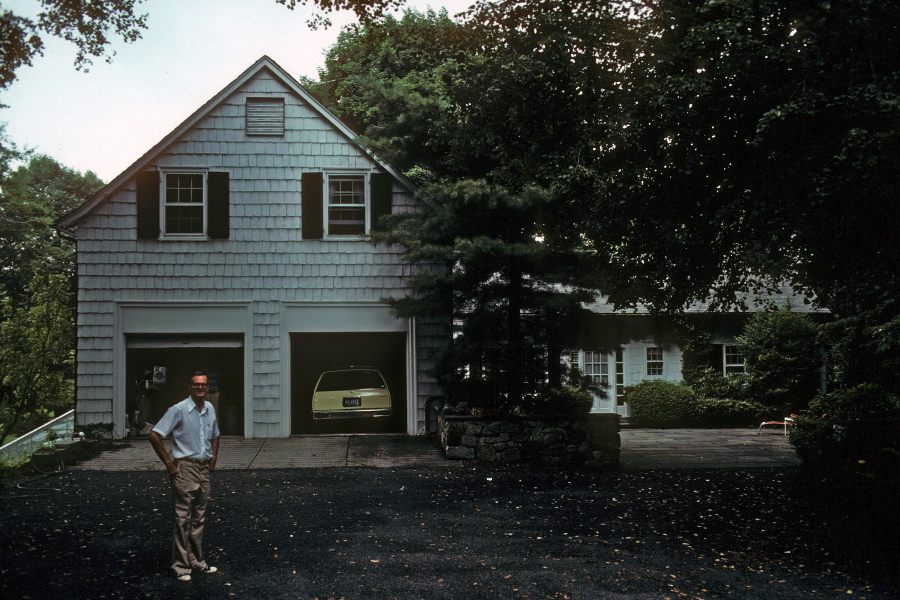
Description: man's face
189,375,209,401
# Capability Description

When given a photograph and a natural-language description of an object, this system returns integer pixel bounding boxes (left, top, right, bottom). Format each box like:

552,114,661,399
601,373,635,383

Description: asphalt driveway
1,466,895,600
1,430,896,600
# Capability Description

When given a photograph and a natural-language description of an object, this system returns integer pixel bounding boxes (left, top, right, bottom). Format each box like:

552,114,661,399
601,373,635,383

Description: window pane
647,347,663,376
166,174,203,203
725,345,744,363
165,206,204,234
329,178,364,204
317,370,385,391
328,207,366,235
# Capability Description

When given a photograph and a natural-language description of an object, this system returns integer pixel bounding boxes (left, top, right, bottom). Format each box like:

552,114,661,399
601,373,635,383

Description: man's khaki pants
170,461,211,575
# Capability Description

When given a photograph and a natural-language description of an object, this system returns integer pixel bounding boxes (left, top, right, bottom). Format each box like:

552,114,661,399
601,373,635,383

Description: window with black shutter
136,170,229,240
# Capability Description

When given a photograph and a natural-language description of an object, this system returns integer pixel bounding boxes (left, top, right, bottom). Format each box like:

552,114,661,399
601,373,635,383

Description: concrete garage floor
71,428,800,471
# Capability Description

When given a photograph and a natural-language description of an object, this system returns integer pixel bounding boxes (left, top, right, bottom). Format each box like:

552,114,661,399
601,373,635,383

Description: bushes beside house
626,378,766,428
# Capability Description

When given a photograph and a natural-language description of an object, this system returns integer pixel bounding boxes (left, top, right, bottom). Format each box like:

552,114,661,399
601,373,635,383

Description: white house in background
569,287,830,418
56,56,443,439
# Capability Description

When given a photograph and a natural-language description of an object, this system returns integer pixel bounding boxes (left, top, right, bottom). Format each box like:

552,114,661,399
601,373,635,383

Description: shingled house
56,56,442,439
568,288,828,419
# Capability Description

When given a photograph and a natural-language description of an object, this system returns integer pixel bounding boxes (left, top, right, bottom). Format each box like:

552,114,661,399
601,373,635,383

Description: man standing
148,371,220,582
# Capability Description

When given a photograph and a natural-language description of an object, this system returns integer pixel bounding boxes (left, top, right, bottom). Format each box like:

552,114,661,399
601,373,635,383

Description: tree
737,305,822,412
580,0,900,391
0,268,75,445
318,7,481,172
319,3,647,408
0,137,101,443
0,152,103,306
0,0,408,90
373,179,593,410
329,0,898,397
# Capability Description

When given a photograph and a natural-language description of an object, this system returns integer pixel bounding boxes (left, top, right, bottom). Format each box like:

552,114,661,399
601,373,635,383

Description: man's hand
148,430,177,475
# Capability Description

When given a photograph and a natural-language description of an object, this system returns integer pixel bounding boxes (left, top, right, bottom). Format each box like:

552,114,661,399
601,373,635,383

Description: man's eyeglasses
190,383,210,388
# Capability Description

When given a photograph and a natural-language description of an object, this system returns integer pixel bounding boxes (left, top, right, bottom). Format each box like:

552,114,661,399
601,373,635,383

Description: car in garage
311,367,392,419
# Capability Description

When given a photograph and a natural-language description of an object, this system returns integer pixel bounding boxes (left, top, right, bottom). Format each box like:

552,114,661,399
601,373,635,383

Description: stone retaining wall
438,412,621,470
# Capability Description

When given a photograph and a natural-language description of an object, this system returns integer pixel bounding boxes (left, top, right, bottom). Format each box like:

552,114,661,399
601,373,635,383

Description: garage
291,332,407,434
125,335,245,436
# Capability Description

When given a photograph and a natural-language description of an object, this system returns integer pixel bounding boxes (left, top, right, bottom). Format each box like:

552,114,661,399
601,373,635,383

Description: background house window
583,351,609,387
646,347,664,376
327,175,366,236
246,98,285,135
164,173,205,235
724,345,745,374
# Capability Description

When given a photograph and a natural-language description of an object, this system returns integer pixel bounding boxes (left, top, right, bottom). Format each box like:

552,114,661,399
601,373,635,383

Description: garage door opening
291,332,407,434
126,335,244,436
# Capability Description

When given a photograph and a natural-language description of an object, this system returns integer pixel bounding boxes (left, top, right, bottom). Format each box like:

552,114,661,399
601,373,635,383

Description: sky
0,0,475,182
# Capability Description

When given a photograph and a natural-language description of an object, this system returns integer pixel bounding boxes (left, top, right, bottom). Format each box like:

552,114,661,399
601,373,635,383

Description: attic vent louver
246,98,285,136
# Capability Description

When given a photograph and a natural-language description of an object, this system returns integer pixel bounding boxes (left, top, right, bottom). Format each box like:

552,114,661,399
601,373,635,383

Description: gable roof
57,55,415,230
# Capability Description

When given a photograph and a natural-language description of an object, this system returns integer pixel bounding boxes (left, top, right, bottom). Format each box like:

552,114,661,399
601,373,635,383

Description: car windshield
316,370,385,392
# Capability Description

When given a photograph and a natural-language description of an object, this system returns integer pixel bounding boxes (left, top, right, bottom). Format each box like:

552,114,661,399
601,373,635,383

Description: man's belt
175,457,209,465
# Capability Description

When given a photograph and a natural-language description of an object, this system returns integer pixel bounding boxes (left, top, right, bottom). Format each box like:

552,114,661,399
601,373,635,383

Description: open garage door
291,332,407,434
126,335,244,436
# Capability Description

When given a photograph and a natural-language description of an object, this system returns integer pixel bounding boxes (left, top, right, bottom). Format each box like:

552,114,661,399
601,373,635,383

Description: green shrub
686,366,751,402
738,306,822,412
686,397,766,428
543,386,593,417
626,380,697,427
808,383,899,420
515,386,593,418
791,383,900,471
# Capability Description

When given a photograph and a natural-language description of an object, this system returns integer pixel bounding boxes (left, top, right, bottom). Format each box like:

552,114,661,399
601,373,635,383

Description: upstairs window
246,98,285,136
135,170,229,240
164,173,205,235
301,172,393,240
327,175,366,236
646,347,664,376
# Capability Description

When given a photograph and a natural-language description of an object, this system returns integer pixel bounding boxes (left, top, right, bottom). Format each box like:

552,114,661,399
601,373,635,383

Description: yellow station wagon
311,367,392,419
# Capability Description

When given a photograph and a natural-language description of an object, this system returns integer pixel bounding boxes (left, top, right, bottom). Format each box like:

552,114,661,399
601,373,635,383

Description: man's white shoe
196,565,218,574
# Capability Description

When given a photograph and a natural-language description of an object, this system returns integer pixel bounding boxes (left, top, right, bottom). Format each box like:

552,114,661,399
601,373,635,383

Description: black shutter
136,171,160,239
207,172,230,239
302,172,324,240
370,173,393,231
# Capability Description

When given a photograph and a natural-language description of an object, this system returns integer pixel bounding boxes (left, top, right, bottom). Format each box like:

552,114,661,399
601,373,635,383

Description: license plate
342,397,361,407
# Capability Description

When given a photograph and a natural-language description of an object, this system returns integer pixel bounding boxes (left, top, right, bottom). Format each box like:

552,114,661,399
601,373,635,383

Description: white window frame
160,168,209,240
723,344,745,375
324,172,369,238
646,347,664,376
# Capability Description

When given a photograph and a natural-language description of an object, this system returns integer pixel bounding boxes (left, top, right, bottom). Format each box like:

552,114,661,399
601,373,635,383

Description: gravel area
1,465,897,600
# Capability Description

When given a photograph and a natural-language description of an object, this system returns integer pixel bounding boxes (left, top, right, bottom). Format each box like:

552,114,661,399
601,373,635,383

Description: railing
0,410,76,465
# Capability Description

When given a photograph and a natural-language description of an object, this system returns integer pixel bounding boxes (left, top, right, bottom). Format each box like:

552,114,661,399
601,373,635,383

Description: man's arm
209,436,220,471
148,430,178,475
